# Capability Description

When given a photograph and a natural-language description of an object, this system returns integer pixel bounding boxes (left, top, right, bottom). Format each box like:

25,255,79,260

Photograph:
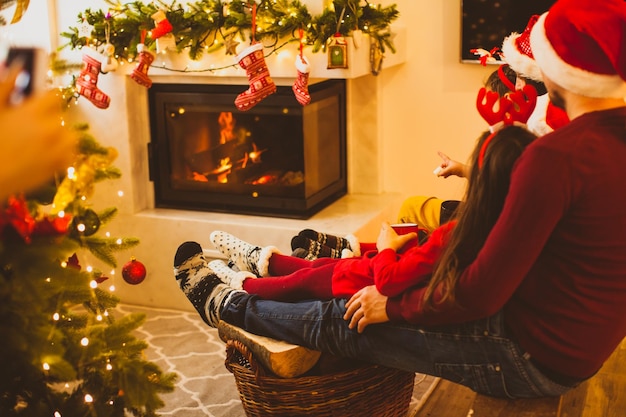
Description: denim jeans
222,292,579,399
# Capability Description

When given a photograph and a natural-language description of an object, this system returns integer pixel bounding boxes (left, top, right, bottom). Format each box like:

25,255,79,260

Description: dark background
461,0,557,63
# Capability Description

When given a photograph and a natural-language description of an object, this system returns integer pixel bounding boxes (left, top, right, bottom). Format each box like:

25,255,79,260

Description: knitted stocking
292,54,311,106
151,10,173,39
76,53,110,109
234,43,276,111
151,10,176,53
130,45,155,88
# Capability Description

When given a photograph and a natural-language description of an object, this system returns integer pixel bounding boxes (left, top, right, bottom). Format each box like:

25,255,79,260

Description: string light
81,337,89,346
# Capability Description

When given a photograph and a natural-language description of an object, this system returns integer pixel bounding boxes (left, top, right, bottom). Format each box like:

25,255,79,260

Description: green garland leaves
60,0,399,62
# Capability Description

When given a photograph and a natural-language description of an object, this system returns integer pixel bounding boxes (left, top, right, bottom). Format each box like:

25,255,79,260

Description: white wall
379,0,493,201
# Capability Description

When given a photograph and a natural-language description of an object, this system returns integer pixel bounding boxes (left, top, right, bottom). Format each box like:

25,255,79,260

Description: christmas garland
60,0,400,62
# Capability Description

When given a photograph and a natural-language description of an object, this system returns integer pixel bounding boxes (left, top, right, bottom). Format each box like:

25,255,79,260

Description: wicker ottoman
222,331,415,417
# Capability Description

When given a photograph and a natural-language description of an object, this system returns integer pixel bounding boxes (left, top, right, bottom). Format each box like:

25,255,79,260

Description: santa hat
529,0,626,99
501,15,543,82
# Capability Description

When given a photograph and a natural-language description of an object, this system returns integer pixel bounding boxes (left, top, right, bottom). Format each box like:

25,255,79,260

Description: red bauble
122,258,146,285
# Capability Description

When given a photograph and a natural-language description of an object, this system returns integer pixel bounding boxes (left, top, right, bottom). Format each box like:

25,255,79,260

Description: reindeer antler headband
475,84,538,168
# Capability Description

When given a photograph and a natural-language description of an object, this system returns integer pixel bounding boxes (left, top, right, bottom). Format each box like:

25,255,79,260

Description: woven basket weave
225,339,416,417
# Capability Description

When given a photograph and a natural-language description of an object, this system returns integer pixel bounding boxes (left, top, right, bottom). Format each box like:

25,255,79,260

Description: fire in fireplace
147,79,347,219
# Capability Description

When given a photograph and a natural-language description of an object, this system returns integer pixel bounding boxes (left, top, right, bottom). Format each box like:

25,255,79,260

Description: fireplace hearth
147,79,347,219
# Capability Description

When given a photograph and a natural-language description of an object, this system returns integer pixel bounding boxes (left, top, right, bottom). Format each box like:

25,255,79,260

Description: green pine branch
58,0,399,61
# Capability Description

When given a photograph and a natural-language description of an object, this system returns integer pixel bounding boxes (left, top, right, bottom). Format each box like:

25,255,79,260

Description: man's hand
344,285,389,333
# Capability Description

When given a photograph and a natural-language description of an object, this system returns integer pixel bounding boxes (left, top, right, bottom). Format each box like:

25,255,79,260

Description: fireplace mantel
147,26,406,83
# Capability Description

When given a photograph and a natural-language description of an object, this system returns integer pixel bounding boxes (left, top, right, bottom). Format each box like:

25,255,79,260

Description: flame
218,112,235,144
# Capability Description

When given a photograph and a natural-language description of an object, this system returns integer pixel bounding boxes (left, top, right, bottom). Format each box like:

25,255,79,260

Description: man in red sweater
174,0,626,398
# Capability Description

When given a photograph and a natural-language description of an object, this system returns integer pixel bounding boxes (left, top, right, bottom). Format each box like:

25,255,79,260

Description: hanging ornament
369,37,384,76
122,257,147,285
70,208,100,237
351,29,363,49
78,18,94,38
100,19,119,73
327,6,348,69
327,34,348,69
224,33,240,55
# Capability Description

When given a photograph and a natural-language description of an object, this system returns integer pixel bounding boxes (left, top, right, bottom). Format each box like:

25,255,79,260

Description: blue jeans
222,293,580,399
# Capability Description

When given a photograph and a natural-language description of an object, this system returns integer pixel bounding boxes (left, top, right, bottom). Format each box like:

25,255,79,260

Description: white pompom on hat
529,0,626,99
501,14,543,82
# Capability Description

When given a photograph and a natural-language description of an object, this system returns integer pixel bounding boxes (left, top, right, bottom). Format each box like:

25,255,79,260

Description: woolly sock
296,229,352,252
209,231,280,277
290,235,341,259
291,247,317,261
208,259,255,290
173,241,235,327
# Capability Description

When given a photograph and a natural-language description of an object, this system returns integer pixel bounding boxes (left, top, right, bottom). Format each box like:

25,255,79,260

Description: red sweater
331,222,453,299
387,107,626,378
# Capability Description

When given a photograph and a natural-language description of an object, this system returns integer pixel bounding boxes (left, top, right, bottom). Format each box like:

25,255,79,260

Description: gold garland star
224,35,240,55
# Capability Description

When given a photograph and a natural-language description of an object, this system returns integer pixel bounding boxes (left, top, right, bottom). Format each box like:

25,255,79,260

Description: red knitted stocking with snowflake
234,4,276,111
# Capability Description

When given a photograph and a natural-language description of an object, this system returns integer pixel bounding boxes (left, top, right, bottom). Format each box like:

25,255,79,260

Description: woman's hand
376,221,416,252
344,285,389,333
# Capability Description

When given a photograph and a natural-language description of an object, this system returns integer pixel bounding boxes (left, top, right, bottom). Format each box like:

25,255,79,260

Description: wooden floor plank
411,379,476,417
472,394,559,417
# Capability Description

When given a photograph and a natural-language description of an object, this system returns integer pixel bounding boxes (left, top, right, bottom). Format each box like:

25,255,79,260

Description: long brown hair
423,125,537,310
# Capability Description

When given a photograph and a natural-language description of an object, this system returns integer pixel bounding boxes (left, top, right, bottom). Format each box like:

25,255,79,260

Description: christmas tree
0,124,177,416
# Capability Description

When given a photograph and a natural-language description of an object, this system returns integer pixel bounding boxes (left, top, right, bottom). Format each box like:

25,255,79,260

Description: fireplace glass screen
147,80,346,218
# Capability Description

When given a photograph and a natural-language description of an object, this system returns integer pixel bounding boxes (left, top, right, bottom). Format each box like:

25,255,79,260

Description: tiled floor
119,304,438,417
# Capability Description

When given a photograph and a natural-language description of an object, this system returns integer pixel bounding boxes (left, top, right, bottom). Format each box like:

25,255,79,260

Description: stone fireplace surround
96,29,407,311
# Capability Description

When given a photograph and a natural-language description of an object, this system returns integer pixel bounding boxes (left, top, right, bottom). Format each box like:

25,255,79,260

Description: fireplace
147,79,347,219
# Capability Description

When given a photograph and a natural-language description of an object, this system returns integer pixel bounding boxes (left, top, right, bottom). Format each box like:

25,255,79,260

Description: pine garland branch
58,0,399,62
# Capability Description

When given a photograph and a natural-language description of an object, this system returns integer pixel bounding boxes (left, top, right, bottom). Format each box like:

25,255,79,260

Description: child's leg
244,261,335,301
269,253,340,275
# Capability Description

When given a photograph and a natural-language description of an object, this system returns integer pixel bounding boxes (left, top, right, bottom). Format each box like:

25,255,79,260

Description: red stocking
76,53,110,109
234,43,276,111
130,45,155,88
293,54,311,106
151,10,173,39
